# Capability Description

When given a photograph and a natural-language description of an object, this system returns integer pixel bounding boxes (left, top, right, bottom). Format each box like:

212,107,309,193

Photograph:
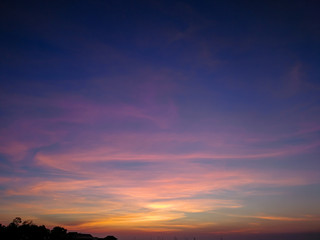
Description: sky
0,0,320,239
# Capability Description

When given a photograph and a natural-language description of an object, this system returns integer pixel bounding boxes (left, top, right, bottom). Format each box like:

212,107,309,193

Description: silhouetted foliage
51,226,67,240
105,236,118,240
11,217,22,227
0,224,6,236
0,217,50,240
0,217,116,240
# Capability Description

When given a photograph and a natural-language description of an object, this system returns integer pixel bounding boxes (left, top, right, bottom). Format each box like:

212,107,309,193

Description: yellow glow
147,203,173,209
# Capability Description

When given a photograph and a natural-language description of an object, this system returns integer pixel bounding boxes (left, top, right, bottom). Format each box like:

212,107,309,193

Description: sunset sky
1,0,320,239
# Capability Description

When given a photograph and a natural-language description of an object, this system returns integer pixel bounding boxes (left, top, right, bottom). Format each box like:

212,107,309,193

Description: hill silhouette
0,217,116,240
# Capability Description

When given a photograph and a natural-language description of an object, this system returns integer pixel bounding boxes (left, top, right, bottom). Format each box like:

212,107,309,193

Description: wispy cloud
1,0,320,236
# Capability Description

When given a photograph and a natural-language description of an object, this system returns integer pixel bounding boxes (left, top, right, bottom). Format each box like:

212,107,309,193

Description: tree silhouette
50,226,67,240
0,217,117,240
0,217,51,240
105,235,118,240
11,217,22,227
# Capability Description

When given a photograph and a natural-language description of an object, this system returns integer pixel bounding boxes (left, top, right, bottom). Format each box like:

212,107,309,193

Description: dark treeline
0,217,117,240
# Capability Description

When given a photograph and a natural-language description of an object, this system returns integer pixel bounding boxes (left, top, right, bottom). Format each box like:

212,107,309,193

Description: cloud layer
1,0,320,238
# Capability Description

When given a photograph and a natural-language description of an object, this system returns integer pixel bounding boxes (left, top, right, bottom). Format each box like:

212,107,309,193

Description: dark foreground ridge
0,217,116,240
2,217,320,240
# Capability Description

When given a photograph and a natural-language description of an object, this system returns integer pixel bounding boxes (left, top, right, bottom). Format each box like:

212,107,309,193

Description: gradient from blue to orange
0,0,320,239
